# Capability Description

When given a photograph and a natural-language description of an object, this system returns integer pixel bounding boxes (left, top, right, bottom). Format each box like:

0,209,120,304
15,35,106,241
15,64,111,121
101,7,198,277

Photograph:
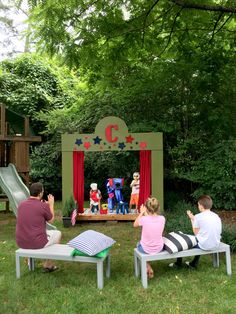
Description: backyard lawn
0,208,235,314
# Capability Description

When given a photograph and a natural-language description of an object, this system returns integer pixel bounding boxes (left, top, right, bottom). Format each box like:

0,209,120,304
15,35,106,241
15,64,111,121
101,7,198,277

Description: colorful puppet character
89,183,102,214
129,172,140,212
106,180,115,212
106,178,124,212
100,203,108,215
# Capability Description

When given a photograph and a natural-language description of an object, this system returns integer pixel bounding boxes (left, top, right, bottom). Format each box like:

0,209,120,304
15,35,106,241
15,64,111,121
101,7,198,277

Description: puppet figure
129,172,140,212
106,178,124,212
89,183,102,214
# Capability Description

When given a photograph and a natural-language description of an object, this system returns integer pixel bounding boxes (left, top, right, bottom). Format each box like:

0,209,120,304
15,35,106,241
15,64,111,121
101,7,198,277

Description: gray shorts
44,230,61,247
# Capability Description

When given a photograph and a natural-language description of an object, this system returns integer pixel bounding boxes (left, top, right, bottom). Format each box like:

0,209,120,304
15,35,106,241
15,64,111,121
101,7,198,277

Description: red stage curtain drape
73,151,84,213
138,150,151,207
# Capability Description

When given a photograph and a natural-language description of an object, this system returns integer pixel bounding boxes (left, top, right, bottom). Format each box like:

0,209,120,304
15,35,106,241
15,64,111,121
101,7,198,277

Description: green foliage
2,1,235,209
0,54,80,132
25,0,236,72
30,141,62,198
183,140,236,209
62,195,76,217
222,224,236,252
164,201,196,235
34,50,236,208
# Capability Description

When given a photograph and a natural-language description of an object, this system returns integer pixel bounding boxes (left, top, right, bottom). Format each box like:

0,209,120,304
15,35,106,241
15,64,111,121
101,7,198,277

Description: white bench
15,244,110,289
134,242,232,288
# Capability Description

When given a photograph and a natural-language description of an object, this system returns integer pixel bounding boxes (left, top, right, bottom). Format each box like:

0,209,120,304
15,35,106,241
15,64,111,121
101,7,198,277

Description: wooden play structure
0,103,42,212
61,116,163,222
0,103,41,186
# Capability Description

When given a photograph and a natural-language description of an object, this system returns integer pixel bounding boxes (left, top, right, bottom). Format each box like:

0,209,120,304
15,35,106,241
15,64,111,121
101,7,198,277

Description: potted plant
62,195,77,227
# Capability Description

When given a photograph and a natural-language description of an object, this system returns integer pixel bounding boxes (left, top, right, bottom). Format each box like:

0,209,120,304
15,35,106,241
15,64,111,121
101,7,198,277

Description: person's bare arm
187,210,199,235
133,204,146,227
47,194,55,223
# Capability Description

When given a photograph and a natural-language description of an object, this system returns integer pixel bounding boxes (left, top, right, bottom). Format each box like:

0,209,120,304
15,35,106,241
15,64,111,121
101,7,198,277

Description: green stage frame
61,116,163,209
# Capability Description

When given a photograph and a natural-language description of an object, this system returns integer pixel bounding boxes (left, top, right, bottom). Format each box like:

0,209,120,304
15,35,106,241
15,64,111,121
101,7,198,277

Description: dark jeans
175,243,200,267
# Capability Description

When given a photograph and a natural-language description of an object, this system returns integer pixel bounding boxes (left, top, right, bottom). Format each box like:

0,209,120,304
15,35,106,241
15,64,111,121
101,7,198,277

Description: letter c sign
105,124,119,143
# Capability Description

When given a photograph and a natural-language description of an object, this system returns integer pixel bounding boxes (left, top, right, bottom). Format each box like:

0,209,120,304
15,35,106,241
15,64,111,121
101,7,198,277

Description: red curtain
73,151,84,213
138,150,151,208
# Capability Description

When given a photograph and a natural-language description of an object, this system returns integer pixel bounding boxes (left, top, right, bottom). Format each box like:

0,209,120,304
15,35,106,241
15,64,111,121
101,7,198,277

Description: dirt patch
217,211,236,225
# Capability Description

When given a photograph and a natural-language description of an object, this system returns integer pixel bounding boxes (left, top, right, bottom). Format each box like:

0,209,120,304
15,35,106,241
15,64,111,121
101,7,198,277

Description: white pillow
68,230,116,256
163,231,197,254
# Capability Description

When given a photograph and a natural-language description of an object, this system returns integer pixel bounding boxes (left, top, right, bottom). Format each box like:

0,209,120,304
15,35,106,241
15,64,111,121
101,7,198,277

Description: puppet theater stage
61,116,163,222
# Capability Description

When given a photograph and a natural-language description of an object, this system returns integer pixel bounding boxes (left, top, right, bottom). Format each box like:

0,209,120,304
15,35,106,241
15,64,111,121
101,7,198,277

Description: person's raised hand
47,194,54,206
187,210,194,220
140,204,146,215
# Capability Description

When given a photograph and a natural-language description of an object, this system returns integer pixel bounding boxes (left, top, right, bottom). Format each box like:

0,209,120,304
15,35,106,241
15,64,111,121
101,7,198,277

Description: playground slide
0,164,56,230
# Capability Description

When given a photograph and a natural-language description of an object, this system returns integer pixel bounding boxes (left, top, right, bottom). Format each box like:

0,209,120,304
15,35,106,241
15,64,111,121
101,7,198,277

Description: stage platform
77,212,138,222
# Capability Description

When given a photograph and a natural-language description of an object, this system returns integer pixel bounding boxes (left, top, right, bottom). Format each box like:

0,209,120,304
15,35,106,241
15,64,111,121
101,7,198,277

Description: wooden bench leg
141,259,148,289
97,260,104,289
225,247,232,276
16,253,21,279
212,253,219,267
106,255,110,278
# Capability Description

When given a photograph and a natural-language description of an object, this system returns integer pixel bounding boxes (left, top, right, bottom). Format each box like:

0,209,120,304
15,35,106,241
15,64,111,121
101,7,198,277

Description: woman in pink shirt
134,197,165,278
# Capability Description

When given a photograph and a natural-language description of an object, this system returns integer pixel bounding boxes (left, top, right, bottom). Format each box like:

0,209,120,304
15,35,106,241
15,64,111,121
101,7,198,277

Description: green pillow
71,247,110,258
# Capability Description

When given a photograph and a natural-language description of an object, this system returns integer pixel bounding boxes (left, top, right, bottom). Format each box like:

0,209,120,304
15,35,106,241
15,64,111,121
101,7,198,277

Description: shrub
164,200,196,234
221,224,236,252
62,195,77,217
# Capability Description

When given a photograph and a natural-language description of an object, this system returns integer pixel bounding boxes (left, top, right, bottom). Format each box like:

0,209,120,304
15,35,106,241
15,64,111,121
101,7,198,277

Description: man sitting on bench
16,182,62,272
170,195,222,269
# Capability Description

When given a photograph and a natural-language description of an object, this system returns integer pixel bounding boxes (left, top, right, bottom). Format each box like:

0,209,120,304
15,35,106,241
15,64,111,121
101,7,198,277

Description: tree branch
210,12,223,42
214,14,233,35
171,0,236,13
158,8,183,57
142,0,161,45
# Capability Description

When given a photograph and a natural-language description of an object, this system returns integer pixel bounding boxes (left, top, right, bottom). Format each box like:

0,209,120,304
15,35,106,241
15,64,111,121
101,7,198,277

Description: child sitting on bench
170,195,222,269
133,197,165,278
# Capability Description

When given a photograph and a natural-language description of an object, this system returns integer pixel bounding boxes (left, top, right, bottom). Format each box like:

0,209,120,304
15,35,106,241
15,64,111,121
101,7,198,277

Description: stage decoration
100,204,108,215
62,116,163,215
73,151,84,213
89,183,102,213
106,178,124,212
129,172,140,212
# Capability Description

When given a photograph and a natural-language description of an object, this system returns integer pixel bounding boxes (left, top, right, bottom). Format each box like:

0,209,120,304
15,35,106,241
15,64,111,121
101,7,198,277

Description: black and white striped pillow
68,230,116,256
163,231,197,254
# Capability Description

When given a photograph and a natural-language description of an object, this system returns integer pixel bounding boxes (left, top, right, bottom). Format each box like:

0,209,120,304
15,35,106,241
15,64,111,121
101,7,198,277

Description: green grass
0,209,236,314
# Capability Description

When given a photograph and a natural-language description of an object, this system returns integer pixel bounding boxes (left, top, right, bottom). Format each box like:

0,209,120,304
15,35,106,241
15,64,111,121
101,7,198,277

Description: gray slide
0,163,56,230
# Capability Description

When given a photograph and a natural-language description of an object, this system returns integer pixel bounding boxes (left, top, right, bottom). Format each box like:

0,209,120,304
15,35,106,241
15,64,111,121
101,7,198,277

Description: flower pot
62,216,72,228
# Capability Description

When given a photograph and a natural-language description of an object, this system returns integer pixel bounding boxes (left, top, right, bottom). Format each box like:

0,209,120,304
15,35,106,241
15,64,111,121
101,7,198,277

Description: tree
21,0,236,70
9,1,236,208
0,54,80,133
0,0,30,59
0,54,82,197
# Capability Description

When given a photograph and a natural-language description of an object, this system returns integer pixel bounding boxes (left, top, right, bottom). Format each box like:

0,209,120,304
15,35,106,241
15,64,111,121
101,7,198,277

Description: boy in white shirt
173,195,222,269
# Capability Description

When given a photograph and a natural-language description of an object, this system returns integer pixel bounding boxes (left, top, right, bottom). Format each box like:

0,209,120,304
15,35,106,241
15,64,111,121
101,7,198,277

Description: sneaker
168,262,182,269
185,261,197,270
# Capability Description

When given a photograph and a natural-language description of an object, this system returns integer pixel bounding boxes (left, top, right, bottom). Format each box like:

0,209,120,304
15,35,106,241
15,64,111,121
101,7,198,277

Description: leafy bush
164,201,196,235
221,224,236,252
30,141,62,199
62,195,77,217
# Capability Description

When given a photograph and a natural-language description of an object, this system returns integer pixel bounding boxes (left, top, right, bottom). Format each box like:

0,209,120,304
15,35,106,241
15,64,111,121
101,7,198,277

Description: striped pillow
68,230,116,256
163,231,197,254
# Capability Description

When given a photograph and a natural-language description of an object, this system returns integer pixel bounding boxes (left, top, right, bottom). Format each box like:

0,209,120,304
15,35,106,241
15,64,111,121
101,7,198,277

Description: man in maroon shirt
16,182,61,271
